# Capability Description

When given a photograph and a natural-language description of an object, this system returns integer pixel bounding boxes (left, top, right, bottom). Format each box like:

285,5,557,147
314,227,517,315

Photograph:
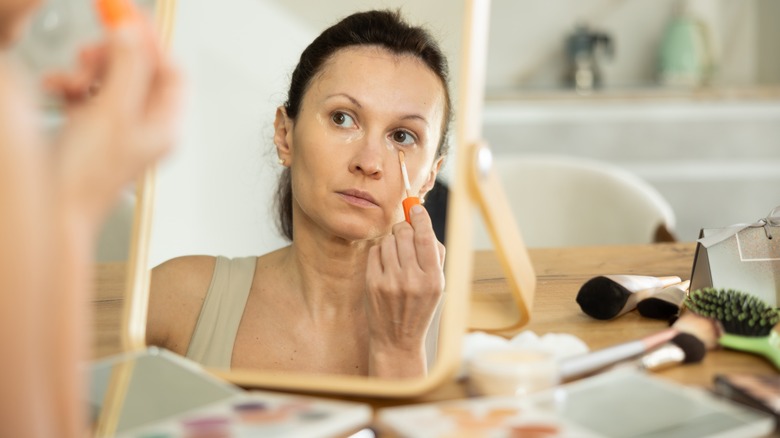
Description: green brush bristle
684,288,780,337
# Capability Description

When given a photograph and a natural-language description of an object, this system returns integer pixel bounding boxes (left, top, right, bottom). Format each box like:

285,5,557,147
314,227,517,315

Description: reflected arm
146,256,216,356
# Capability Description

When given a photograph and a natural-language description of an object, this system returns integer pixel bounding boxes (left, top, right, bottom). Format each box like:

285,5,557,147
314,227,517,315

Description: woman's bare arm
147,256,217,356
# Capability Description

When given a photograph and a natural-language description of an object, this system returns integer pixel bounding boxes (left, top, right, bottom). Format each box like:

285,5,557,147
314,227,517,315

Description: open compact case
94,0,538,433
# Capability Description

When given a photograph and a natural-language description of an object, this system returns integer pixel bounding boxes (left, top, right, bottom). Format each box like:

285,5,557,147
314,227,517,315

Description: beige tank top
185,256,257,369
185,255,441,371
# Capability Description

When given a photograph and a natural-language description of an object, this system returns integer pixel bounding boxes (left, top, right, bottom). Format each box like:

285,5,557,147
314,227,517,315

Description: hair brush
684,288,780,370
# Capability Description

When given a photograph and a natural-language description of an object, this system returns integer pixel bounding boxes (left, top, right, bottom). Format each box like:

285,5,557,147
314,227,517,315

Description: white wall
148,0,464,268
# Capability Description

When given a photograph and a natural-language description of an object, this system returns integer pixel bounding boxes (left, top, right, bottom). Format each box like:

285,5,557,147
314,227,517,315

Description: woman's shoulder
147,255,219,354
152,255,225,297
153,255,218,282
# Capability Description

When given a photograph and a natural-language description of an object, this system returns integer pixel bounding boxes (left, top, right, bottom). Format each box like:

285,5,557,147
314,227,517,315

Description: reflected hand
365,204,445,378
45,21,181,228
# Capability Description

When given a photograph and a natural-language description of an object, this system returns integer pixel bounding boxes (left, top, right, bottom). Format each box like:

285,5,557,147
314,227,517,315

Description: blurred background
482,0,780,242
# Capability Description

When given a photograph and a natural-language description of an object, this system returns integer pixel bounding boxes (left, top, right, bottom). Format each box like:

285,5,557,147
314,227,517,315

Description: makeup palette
379,396,595,437
115,391,371,438
89,348,371,438
379,368,774,438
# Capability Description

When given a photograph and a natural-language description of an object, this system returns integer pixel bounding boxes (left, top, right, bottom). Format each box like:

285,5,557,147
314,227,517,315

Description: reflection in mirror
144,1,468,384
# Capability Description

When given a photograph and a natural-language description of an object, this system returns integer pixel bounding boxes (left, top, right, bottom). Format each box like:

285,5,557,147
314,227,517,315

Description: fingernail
411,204,424,216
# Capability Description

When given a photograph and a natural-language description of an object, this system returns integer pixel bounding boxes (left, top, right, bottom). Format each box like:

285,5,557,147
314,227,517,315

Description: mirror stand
467,141,536,332
452,0,536,333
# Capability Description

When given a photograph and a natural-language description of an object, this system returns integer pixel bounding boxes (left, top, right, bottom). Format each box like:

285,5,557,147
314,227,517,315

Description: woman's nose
348,134,386,178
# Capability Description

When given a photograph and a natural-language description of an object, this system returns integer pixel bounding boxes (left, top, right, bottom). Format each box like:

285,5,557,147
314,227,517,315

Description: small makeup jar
467,349,559,397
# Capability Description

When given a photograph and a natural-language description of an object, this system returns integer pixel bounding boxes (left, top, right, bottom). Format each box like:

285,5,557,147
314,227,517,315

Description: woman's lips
338,189,379,207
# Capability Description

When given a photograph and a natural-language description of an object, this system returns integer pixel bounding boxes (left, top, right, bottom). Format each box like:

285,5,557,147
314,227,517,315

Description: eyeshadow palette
89,348,371,438
114,390,372,438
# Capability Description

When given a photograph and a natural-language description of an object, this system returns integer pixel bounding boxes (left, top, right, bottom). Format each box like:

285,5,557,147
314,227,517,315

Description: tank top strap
185,256,257,368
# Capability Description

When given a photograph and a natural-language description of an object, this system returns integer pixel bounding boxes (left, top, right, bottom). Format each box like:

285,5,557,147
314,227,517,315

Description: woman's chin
330,222,390,244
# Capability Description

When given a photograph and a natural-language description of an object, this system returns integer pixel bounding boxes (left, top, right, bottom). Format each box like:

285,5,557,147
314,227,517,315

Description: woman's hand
365,204,446,378
45,20,181,230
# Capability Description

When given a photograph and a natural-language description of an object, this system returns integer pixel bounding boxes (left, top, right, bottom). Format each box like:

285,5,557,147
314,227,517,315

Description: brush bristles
684,288,780,337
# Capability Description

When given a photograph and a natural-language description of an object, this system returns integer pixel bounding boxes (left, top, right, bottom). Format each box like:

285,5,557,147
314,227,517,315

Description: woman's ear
419,156,444,199
274,106,294,166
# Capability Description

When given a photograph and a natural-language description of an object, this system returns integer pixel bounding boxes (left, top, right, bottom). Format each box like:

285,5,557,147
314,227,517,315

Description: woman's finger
408,204,440,273
99,22,155,117
437,241,446,268
42,74,85,102
138,55,182,159
392,221,418,271
43,44,107,103
366,243,383,278
78,44,106,74
379,234,401,275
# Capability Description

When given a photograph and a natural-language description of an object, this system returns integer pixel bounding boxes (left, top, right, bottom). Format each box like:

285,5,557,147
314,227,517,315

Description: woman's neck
280,225,378,323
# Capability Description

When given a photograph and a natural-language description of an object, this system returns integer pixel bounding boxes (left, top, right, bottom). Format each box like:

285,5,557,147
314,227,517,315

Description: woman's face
276,45,446,242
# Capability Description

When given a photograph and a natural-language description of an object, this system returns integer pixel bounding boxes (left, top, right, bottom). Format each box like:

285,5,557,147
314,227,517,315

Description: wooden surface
91,242,776,407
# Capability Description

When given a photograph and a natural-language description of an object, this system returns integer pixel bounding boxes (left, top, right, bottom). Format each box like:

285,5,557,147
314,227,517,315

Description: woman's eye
391,130,416,146
331,111,356,128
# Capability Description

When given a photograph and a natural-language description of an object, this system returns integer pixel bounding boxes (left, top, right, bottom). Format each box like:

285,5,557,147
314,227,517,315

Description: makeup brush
560,317,716,381
398,150,420,224
637,280,690,320
576,275,682,320
558,328,678,381
637,332,706,371
670,310,723,351
684,288,780,370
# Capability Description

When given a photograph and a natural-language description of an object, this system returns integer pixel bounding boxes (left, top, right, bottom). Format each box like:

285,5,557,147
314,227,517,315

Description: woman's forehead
306,46,446,117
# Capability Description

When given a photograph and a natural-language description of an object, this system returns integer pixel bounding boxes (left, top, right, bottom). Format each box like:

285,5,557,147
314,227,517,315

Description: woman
148,10,451,379
0,1,181,436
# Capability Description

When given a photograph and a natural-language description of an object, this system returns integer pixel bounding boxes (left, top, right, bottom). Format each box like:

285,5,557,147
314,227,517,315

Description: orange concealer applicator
399,150,420,224
95,0,139,27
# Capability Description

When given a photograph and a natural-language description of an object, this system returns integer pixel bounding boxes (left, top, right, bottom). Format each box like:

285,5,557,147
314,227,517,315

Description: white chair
473,154,676,249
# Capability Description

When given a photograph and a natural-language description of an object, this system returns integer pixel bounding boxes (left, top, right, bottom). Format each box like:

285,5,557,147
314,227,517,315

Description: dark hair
275,9,452,240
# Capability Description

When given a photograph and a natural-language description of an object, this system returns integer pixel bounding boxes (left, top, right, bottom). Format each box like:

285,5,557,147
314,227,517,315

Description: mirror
91,348,239,436
125,0,535,397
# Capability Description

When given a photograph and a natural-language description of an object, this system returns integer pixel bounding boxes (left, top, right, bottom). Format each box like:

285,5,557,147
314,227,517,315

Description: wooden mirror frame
122,0,535,397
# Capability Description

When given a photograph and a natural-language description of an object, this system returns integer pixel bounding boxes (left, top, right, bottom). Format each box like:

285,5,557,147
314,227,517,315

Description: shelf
485,86,780,103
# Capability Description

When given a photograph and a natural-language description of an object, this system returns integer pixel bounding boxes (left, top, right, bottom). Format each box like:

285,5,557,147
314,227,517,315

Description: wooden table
92,242,776,404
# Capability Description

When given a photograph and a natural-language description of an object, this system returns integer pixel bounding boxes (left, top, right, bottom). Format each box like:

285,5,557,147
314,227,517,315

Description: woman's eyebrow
325,93,429,126
401,114,429,127
325,93,362,108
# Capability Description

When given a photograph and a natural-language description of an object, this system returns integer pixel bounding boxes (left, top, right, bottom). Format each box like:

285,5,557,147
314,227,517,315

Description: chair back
473,154,676,249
